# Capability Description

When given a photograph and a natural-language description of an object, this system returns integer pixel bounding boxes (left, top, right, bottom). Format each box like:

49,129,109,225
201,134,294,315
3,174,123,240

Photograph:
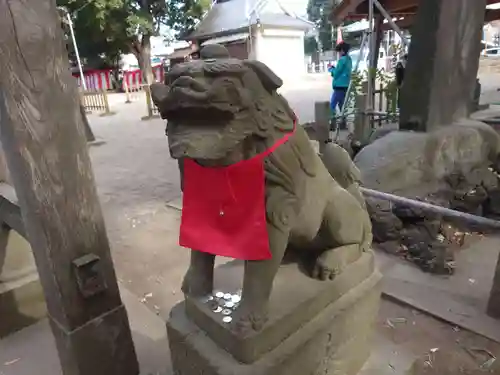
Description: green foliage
345,69,398,117
165,0,211,39
306,0,355,52
304,36,318,55
306,0,334,51
57,0,209,67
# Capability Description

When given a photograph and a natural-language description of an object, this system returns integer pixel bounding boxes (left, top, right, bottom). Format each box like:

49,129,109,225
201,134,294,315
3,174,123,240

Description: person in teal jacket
328,42,352,128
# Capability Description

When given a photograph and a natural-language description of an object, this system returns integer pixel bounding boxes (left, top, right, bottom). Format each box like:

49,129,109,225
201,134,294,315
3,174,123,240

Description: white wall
255,27,306,81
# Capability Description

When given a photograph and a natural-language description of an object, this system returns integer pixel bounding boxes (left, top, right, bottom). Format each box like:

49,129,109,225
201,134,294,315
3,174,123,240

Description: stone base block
0,273,46,337
167,251,382,375
50,304,139,375
0,231,46,338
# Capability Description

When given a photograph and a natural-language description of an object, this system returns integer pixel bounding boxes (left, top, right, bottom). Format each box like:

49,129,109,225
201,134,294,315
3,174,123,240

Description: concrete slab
0,285,170,375
358,335,414,375
379,236,500,343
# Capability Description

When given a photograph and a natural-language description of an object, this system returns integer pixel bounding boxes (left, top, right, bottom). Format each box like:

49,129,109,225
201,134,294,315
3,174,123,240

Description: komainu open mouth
165,106,235,124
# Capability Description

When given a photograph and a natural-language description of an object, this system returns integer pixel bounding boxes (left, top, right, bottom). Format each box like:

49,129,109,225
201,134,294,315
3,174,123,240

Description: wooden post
368,15,383,111
124,80,131,103
0,2,139,375
101,89,112,116
146,85,153,118
314,101,331,153
353,92,370,144
400,0,486,131
487,253,500,319
142,85,155,120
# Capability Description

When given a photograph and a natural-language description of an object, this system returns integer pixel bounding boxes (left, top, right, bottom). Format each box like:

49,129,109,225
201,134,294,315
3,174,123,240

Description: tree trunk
79,104,95,142
133,35,154,85
400,0,486,131
0,1,138,374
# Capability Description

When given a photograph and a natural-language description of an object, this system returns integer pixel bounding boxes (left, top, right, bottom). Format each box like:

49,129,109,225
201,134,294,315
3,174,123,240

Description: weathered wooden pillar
0,1,139,374
400,0,486,132
314,101,331,153
354,92,370,144
368,15,383,108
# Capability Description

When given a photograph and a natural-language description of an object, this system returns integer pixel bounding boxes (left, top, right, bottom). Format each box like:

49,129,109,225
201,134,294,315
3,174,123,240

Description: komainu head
150,54,296,163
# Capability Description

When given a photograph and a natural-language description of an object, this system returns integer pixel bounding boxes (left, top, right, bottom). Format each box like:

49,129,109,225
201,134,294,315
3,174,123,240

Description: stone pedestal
0,229,46,337
167,250,382,375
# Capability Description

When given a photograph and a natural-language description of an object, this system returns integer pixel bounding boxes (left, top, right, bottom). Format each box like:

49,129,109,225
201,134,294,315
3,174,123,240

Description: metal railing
361,187,500,231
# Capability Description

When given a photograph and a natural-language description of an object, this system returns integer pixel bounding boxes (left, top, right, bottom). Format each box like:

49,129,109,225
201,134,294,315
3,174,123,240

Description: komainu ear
243,60,283,92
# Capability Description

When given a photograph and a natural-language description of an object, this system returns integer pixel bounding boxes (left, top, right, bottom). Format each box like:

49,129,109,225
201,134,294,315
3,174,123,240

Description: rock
365,197,392,212
467,167,498,192
400,226,434,248
377,241,402,255
369,212,402,243
450,185,488,214
444,171,466,189
366,199,402,243
335,139,354,158
484,189,500,217
398,222,454,274
482,171,499,193
424,193,451,208
354,119,500,197
367,125,398,144
407,240,453,275
415,220,441,238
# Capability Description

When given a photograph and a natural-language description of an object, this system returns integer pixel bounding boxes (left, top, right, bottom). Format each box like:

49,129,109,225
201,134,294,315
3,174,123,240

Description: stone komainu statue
151,46,372,333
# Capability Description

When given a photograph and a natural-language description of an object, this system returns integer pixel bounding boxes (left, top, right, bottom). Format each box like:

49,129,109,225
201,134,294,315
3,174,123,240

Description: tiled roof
188,0,312,39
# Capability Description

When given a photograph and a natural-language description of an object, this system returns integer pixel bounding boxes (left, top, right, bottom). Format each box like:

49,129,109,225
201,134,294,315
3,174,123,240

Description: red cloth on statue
179,121,296,260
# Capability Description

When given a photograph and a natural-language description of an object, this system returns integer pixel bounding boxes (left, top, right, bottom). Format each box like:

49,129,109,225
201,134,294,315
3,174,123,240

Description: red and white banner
72,69,112,91
72,64,163,91
122,65,163,90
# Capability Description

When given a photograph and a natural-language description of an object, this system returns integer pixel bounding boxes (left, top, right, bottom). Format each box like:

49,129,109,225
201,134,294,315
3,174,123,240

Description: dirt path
378,300,500,374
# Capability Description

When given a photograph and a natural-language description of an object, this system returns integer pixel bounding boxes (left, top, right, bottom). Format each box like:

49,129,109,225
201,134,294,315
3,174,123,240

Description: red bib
179,122,296,260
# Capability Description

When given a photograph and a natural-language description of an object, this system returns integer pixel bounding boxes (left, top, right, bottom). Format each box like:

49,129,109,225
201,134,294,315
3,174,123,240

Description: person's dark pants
330,88,347,114
330,88,348,130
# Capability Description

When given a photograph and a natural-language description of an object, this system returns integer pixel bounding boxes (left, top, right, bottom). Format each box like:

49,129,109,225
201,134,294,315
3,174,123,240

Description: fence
372,83,398,127
311,80,398,144
121,66,163,91
123,81,146,103
122,81,160,120
307,61,336,73
338,81,398,133
80,90,112,116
